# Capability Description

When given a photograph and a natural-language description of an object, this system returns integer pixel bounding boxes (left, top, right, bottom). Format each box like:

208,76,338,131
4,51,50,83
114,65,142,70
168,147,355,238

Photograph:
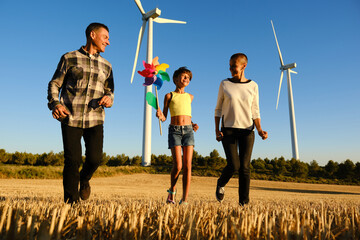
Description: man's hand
99,96,112,108
52,104,69,120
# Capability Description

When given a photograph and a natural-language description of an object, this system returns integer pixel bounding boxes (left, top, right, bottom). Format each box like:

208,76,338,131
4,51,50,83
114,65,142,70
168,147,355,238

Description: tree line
1,148,359,184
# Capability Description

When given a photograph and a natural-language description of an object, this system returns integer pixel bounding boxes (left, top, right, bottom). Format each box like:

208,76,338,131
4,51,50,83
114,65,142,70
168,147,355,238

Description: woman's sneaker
216,185,225,202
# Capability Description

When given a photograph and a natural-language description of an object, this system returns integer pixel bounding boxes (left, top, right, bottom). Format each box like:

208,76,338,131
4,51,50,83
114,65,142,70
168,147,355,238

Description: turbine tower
271,20,300,160
131,0,186,166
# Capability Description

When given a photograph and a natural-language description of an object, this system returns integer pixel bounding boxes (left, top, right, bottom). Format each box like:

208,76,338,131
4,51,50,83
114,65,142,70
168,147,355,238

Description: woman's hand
216,129,223,142
258,129,268,140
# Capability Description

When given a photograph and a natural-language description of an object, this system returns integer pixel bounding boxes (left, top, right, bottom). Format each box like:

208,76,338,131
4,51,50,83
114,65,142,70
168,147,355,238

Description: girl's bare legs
181,145,193,202
169,146,182,201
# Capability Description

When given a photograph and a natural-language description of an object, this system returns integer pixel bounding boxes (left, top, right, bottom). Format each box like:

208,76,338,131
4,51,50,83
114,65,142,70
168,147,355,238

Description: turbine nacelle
130,0,186,84
143,8,161,21
281,63,296,71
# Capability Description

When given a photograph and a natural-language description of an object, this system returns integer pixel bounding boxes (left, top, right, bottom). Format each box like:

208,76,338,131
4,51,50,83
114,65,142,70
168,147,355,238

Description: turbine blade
271,20,284,66
130,20,147,84
134,0,145,15
154,17,186,24
276,71,284,110
289,70,297,74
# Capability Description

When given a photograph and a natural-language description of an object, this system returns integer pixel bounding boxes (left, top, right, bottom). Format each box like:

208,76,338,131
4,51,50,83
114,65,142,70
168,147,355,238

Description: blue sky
0,0,359,166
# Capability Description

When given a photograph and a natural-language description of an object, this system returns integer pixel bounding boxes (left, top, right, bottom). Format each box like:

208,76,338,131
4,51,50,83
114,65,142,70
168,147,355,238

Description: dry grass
1,174,360,239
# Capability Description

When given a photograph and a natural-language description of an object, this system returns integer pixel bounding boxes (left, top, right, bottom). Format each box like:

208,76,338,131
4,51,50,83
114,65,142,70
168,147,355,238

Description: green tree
151,154,157,165
266,162,274,172
0,149,10,163
324,160,338,179
46,152,64,166
336,159,355,181
264,158,271,164
209,149,220,159
251,158,267,174
36,152,53,166
289,158,308,178
154,154,172,166
130,155,142,166
207,149,226,169
24,152,38,165
193,150,205,167
354,162,360,182
271,157,290,176
11,151,26,165
308,160,324,178
107,154,129,166
101,152,111,165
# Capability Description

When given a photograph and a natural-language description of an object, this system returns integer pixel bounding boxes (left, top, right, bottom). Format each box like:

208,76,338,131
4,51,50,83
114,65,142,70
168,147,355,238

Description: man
47,23,114,204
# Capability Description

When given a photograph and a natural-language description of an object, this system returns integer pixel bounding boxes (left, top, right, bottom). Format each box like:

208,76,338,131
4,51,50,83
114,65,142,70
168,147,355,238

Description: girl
156,67,199,205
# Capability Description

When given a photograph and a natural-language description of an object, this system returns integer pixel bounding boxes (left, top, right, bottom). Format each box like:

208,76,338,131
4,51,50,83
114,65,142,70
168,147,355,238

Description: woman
214,53,268,206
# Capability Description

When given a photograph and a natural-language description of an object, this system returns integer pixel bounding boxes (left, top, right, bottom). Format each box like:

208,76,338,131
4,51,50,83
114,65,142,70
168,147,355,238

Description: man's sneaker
216,185,225,202
80,181,91,200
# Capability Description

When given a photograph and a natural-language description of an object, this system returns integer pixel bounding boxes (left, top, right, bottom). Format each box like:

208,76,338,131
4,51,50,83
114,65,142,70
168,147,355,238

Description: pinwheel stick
155,86,162,135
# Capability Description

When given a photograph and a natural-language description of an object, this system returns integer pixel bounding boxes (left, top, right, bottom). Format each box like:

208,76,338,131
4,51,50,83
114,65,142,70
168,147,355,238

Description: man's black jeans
217,127,254,204
61,123,103,203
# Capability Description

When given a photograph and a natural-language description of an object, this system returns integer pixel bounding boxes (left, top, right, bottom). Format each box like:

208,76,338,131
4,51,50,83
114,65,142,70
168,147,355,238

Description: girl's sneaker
166,189,176,204
179,199,188,205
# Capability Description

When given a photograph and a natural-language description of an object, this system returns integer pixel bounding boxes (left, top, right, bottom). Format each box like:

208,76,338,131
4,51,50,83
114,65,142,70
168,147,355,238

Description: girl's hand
156,109,165,122
216,129,223,142
192,123,199,132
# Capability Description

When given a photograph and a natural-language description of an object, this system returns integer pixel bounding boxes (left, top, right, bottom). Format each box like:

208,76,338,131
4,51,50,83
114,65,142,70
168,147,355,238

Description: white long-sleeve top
215,79,260,130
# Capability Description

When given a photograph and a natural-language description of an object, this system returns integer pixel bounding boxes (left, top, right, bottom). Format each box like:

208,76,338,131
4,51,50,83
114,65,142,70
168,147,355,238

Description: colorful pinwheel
137,57,170,135
138,57,170,89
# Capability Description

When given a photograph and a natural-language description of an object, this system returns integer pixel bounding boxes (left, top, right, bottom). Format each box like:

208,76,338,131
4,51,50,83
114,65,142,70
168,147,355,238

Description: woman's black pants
61,123,103,203
217,128,255,204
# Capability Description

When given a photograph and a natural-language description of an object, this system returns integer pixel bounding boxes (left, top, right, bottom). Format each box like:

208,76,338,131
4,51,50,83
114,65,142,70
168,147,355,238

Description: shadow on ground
250,186,360,195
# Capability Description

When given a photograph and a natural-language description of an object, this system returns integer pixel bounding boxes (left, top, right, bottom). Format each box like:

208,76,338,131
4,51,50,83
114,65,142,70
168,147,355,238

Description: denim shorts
168,125,195,149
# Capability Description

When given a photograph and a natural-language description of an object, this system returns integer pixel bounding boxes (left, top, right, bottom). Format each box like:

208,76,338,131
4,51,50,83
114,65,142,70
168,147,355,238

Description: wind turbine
271,20,300,160
131,0,186,166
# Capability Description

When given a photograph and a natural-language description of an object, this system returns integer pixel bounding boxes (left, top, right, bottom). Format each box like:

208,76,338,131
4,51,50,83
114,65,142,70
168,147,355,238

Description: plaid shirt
47,47,114,128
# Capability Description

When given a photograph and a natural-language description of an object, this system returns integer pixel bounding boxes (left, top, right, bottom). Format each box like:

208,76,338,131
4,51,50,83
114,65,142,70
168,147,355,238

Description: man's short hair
230,53,248,64
173,67,192,83
85,23,109,39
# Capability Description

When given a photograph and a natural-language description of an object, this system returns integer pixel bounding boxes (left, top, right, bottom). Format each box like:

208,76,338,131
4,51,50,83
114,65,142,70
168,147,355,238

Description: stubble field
1,174,360,239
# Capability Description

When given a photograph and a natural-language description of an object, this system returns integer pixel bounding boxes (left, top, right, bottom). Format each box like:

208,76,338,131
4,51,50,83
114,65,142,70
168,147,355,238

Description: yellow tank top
169,92,192,117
